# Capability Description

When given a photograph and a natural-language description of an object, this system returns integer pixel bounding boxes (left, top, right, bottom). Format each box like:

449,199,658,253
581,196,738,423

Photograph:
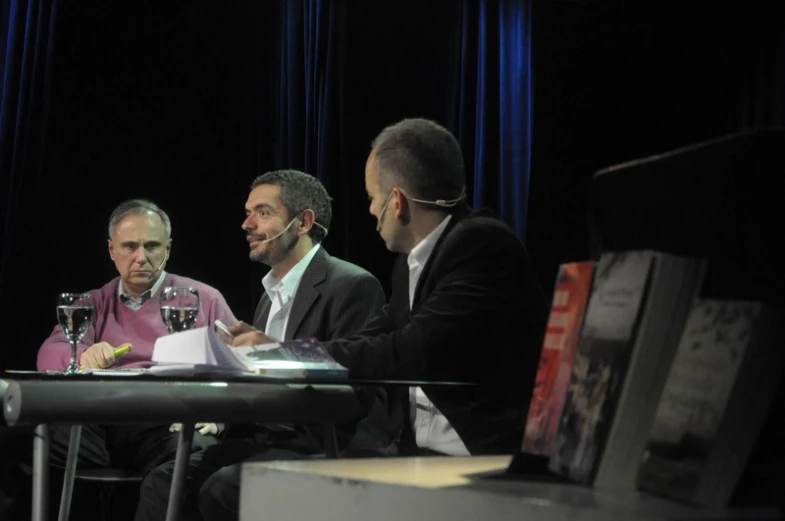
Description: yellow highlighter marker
113,343,132,358
80,343,132,370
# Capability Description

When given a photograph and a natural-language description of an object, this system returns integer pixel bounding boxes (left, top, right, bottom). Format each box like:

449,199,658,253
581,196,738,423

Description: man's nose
242,215,254,231
134,248,149,264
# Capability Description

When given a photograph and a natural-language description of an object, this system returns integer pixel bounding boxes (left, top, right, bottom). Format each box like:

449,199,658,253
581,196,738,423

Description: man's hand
227,321,278,347
169,423,219,436
227,320,255,336
79,342,120,369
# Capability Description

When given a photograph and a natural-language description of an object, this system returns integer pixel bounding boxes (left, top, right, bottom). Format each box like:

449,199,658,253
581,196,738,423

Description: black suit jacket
250,247,395,455
327,206,549,455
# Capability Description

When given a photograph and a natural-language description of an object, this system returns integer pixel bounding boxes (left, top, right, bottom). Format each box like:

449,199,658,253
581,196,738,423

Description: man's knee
140,461,174,504
199,465,241,520
134,462,176,521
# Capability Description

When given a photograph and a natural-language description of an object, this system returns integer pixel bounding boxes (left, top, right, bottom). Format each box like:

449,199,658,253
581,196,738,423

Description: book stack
519,249,785,509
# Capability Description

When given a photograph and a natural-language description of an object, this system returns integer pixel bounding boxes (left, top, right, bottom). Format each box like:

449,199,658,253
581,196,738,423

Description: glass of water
57,293,96,375
160,287,200,334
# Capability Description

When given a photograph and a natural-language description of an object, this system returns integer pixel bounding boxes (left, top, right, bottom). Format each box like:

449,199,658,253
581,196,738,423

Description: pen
80,343,132,370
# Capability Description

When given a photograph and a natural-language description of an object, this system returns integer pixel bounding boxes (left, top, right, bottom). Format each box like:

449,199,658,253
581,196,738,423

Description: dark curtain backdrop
0,0,57,296
449,0,533,240
270,0,350,259
0,0,782,382
0,0,536,370
0,2,276,371
739,14,785,130
271,0,536,276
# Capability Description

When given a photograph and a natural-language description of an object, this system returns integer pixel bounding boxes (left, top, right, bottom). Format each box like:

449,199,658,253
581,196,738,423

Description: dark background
3,1,781,370
1,0,784,515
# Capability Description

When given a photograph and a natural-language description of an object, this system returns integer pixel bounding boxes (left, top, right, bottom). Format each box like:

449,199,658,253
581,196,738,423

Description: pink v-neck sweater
37,273,238,371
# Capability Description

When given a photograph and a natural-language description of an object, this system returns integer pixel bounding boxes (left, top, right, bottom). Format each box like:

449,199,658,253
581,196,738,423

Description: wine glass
160,286,200,334
57,293,96,375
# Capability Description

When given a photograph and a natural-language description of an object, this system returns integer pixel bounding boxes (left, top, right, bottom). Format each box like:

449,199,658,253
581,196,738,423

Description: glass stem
67,340,79,373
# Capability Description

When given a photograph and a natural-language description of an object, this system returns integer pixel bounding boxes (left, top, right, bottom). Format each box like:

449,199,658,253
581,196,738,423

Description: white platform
240,456,779,521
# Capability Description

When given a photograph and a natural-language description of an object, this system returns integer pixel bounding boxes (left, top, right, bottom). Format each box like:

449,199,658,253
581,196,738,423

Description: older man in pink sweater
37,270,235,371
38,201,236,372
36,199,237,477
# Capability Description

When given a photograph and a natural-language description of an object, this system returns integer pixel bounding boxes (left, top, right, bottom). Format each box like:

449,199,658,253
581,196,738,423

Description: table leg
322,423,339,458
32,423,50,521
57,425,82,521
165,423,195,521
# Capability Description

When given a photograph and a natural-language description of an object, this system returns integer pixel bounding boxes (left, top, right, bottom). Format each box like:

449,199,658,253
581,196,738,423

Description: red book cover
521,261,595,456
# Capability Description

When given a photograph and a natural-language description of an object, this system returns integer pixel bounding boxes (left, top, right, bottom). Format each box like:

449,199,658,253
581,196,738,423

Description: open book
151,326,348,379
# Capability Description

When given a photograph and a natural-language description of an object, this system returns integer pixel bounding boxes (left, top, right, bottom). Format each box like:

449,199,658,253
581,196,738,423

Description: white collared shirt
407,215,470,456
261,244,321,340
118,271,167,311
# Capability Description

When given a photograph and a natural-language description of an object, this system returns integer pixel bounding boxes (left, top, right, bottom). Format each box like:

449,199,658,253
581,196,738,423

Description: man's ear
298,210,316,235
394,188,409,220
108,239,115,261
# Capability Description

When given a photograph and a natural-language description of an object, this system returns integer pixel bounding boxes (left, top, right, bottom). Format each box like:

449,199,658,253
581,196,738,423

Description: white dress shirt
407,215,470,456
262,244,321,340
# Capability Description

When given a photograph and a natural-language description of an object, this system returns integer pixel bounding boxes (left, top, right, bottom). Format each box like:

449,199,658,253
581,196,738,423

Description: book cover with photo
547,250,705,489
638,299,785,507
548,252,654,482
521,261,596,457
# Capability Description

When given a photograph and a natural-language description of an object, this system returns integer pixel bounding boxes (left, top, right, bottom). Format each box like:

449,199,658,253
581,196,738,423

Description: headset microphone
374,187,466,233
149,249,169,281
376,193,393,233
406,187,467,208
260,217,298,244
255,216,330,244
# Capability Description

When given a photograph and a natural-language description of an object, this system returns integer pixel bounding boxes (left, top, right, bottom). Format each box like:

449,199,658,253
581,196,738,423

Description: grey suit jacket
250,246,396,456
252,246,385,342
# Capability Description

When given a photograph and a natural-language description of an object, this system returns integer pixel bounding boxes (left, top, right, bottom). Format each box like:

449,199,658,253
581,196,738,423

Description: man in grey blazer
238,170,386,344
135,170,391,521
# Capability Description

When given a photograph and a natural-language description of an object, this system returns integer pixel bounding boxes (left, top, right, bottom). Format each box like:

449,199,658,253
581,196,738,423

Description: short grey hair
108,199,172,239
250,170,332,243
371,118,465,209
